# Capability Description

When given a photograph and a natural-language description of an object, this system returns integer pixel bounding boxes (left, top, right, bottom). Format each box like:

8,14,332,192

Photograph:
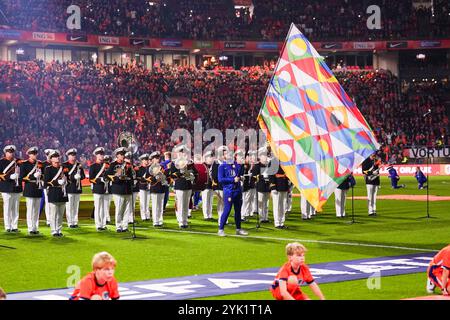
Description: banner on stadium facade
408,147,450,158
193,41,214,49
98,36,120,45
0,29,22,39
420,40,441,48
66,34,88,42
353,42,376,50
32,32,56,41
320,43,343,50
129,38,150,46
161,39,182,47
224,41,246,49
386,41,408,49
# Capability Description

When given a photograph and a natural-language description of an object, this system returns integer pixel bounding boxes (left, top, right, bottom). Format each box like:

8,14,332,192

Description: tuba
117,131,139,155
149,163,169,186
174,158,195,182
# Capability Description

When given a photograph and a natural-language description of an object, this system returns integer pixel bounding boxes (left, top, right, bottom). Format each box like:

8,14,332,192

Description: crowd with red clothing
0,60,448,166
0,0,448,41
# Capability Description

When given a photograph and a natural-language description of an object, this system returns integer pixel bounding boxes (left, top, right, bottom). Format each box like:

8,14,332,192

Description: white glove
74,173,81,180
58,179,65,185
9,173,17,180
34,172,41,179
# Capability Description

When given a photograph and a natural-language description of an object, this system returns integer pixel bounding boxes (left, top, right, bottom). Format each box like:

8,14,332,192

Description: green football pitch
1,176,449,300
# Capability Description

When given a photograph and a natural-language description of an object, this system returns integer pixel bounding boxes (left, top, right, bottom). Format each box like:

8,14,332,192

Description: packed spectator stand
1,0,448,41
0,60,448,166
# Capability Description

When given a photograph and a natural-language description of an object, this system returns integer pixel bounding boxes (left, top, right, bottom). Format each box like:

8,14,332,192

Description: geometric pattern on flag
258,23,380,211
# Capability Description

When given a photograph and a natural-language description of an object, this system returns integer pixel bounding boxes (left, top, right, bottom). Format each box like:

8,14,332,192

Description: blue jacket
218,162,243,193
388,168,399,180
415,170,427,183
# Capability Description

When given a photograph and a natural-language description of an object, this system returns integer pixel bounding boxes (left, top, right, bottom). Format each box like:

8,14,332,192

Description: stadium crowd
0,0,448,41
0,60,448,166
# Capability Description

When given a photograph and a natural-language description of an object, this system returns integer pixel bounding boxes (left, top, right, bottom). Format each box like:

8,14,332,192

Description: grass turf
0,176,449,299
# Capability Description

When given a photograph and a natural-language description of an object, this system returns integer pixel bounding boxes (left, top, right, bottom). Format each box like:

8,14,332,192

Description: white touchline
74,224,438,253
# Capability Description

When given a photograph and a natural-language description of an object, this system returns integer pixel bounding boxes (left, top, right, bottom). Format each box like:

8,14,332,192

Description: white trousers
301,197,315,219
1,192,20,230
126,192,139,223
216,190,224,226
43,189,51,224
175,190,192,227
49,202,65,235
257,192,270,221
272,190,287,227
286,189,293,213
334,189,348,217
105,194,112,222
366,185,379,215
66,194,80,226
26,197,41,232
151,193,164,225
93,194,109,229
113,194,131,230
139,190,151,220
201,189,213,219
242,188,257,217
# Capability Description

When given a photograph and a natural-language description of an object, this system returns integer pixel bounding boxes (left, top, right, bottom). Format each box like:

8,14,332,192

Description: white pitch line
75,224,436,253
11,221,436,253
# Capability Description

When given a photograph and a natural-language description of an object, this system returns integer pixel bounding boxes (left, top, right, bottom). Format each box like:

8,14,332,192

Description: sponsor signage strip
10,30,450,51
7,252,435,300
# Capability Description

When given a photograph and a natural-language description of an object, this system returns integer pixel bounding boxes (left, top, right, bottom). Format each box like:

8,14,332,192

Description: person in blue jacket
387,165,405,189
217,149,248,237
414,166,427,189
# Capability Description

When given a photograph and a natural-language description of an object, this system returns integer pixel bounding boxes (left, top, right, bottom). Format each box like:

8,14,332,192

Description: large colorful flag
258,23,380,211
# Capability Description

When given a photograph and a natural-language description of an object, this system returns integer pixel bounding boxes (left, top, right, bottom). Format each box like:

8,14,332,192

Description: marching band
0,142,364,237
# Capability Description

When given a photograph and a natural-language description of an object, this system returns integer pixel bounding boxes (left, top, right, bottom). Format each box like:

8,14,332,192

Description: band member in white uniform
149,151,167,227
20,147,44,234
362,153,380,216
0,145,22,232
137,153,151,222
242,150,257,220
201,151,215,220
170,145,198,229
63,148,85,228
42,149,53,226
89,147,110,231
44,150,69,237
105,147,134,232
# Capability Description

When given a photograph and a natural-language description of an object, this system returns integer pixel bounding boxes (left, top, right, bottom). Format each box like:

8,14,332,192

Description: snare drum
193,163,208,191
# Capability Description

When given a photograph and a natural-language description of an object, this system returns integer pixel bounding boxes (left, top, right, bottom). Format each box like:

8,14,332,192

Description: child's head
286,242,307,268
0,287,6,300
92,252,116,282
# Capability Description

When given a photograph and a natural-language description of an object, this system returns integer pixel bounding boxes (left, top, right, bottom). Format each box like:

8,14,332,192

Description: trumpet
149,163,169,186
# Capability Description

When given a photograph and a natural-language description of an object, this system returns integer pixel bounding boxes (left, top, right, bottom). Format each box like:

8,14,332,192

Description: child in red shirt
271,242,325,300
70,252,120,300
427,244,450,296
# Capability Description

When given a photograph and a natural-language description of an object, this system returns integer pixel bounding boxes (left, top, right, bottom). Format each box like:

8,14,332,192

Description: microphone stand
419,112,435,220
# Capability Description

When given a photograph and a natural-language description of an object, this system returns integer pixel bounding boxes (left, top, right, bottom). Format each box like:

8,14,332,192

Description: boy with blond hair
271,242,325,300
70,252,120,300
